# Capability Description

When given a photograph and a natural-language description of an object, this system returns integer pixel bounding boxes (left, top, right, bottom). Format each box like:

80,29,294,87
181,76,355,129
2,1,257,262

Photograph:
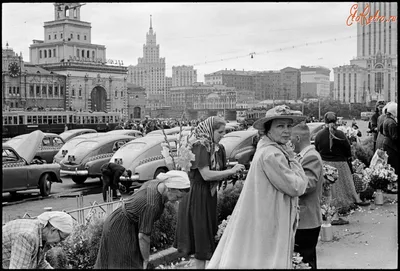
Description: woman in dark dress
315,112,366,225
94,171,190,269
174,116,245,269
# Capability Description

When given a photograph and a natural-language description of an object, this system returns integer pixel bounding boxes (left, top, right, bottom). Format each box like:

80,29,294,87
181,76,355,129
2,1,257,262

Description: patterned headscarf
190,116,222,195
324,112,345,152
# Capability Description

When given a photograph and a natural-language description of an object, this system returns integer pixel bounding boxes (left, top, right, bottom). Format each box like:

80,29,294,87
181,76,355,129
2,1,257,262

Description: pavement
152,193,398,269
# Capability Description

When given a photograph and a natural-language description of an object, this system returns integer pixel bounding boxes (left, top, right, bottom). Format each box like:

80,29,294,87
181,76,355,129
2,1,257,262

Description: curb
149,247,186,267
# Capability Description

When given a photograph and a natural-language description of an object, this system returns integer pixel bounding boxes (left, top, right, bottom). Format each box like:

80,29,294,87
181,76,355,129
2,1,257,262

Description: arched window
44,50,47,58
115,90,118,97
48,49,51,58
77,34,80,40
70,33,73,39
84,35,87,40
82,50,84,57
79,86,82,97
49,35,51,40
54,34,57,39
39,50,42,58
72,87,75,96
87,50,89,58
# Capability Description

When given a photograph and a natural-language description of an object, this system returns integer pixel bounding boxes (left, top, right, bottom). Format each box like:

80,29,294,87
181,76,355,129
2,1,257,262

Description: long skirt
94,207,142,269
323,160,360,209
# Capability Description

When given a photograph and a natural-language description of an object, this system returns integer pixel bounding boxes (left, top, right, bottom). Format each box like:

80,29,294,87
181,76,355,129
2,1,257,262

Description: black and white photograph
2,2,397,269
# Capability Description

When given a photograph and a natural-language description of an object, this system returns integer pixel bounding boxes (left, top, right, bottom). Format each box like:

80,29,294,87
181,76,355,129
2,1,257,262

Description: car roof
43,132,62,137
79,134,136,144
125,135,176,145
223,130,258,137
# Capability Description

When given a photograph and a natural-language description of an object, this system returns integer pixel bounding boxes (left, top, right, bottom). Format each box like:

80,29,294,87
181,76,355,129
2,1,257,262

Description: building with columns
333,2,397,104
27,2,128,117
2,44,66,111
127,16,167,111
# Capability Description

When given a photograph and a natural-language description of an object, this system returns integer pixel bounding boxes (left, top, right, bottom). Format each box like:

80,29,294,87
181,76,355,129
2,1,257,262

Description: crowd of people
2,101,397,269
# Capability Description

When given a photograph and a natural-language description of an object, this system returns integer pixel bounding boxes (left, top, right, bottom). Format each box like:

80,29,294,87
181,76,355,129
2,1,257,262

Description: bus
2,110,121,139
361,111,374,121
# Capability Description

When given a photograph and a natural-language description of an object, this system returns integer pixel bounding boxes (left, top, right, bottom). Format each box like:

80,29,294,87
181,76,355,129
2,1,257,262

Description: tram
244,109,268,125
2,110,121,139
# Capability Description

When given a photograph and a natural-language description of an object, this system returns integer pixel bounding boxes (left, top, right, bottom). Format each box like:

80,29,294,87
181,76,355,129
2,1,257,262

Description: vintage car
6,131,65,164
110,135,178,188
53,133,108,164
59,128,97,142
59,134,135,184
105,129,143,137
146,126,193,136
2,130,62,197
220,130,259,168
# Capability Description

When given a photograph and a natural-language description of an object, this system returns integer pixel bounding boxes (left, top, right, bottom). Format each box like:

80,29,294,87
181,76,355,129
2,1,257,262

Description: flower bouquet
362,163,397,191
292,252,311,269
215,215,231,242
337,125,360,143
322,164,339,195
159,117,195,173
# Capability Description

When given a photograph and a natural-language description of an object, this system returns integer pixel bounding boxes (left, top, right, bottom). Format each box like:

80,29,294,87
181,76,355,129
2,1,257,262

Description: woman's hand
231,163,245,174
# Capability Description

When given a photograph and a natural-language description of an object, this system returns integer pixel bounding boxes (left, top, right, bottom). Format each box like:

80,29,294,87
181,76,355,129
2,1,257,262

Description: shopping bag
370,149,388,168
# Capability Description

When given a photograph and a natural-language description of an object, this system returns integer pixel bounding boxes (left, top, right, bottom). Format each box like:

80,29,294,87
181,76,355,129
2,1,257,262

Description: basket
353,173,366,193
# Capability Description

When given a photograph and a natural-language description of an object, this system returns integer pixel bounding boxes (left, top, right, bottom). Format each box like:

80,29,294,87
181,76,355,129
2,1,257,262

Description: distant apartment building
333,2,397,104
300,65,331,98
172,65,197,87
165,76,172,105
253,71,281,101
280,67,301,100
204,69,256,92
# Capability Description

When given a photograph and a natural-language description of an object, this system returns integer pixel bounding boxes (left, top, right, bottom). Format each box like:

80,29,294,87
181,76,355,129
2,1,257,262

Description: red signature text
346,4,397,26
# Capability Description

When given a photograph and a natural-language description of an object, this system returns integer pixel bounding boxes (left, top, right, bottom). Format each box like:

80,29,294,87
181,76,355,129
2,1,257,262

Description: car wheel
154,167,168,179
72,176,87,184
39,173,52,197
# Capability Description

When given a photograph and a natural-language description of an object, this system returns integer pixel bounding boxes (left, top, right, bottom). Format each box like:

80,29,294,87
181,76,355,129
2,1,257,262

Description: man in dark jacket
100,162,131,201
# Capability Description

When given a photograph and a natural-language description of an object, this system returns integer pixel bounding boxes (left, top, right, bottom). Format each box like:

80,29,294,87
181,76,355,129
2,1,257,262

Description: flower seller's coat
207,136,308,269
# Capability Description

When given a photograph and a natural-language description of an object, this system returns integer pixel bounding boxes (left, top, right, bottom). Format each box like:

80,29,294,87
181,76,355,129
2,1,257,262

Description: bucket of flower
362,164,397,206
320,164,339,241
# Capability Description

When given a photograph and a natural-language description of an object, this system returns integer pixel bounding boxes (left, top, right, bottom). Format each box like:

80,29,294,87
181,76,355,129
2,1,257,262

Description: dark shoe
355,201,370,206
331,218,349,225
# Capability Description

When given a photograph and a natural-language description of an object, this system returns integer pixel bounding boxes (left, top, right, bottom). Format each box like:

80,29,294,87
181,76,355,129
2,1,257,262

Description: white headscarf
37,211,74,234
156,170,190,189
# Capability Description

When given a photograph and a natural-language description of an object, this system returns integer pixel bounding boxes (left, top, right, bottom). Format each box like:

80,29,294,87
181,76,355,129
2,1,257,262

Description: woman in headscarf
376,102,393,151
174,116,245,269
315,112,366,225
94,171,191,269
207,105,308,269
2,211,73,269
382,102,398,176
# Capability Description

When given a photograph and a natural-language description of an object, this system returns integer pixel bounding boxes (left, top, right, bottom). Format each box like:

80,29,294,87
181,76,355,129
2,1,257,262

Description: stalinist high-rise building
333,2,397,105
128,16,167,111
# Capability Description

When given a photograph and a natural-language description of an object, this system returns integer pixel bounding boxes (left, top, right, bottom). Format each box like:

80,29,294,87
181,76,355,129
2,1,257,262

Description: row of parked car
2,122,325,197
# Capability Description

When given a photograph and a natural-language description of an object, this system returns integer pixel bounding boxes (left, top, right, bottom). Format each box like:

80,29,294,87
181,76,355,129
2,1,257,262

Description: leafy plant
151,202,178,250
216,181,244,224
351,137,374,167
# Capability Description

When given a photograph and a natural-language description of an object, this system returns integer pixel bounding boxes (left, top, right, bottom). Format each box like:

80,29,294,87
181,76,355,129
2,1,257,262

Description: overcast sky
2,2,359,81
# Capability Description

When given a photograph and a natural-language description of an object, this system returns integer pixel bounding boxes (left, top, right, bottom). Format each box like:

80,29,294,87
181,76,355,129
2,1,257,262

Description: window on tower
61,33,63,39
78,34,80,40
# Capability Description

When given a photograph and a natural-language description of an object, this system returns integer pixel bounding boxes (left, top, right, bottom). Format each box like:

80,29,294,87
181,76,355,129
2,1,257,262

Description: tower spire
150,15,152,30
